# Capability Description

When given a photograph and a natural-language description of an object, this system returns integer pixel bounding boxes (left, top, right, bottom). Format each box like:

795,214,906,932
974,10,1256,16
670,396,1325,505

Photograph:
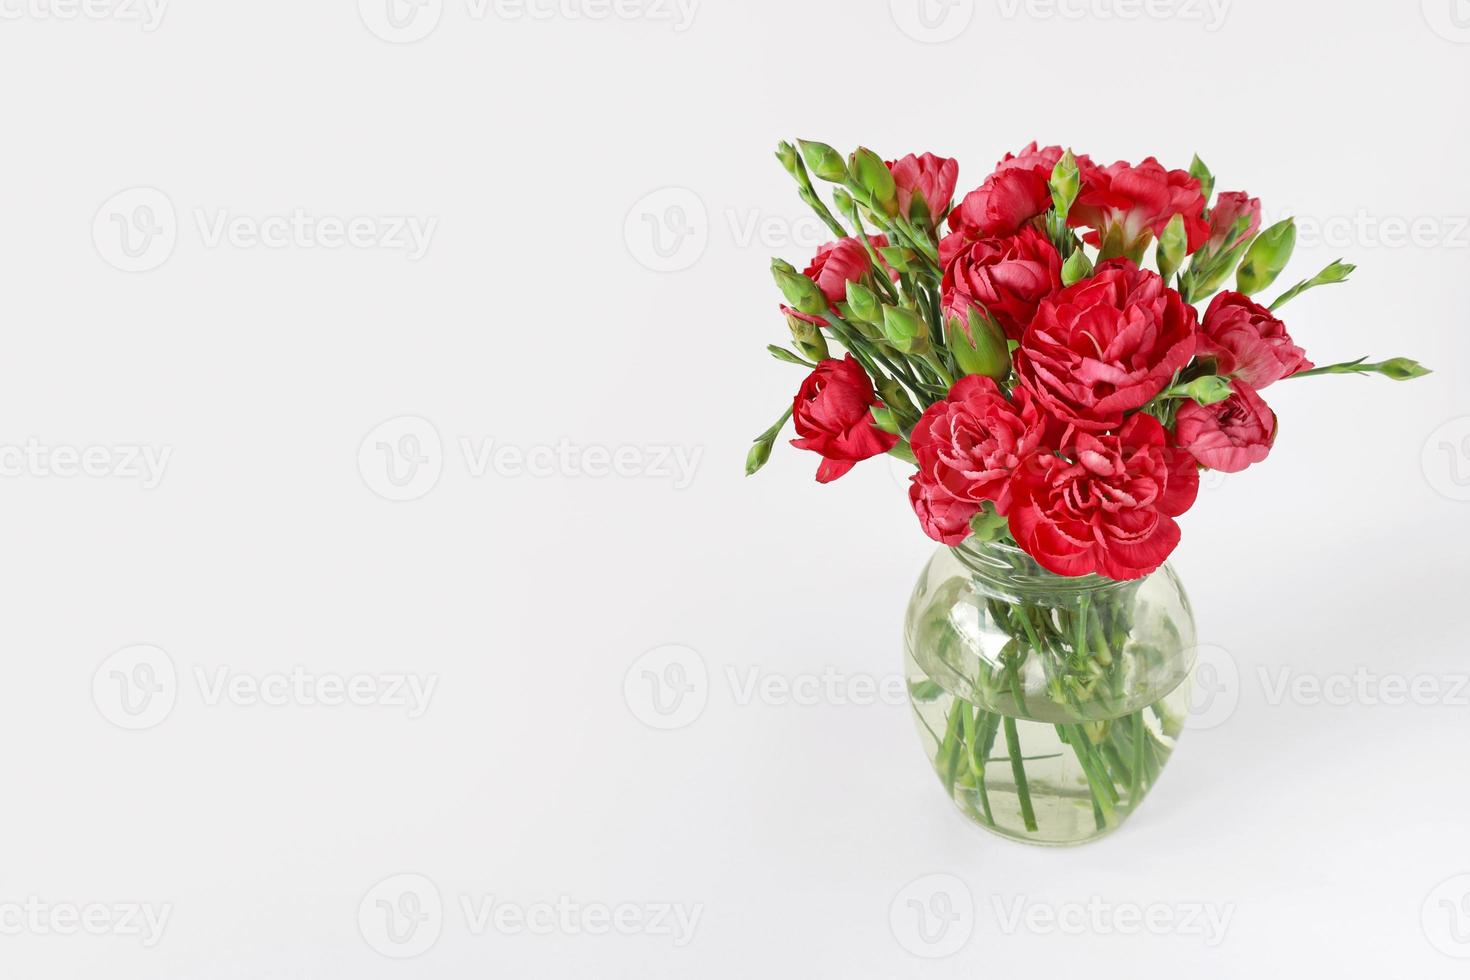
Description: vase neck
951,537,1136,601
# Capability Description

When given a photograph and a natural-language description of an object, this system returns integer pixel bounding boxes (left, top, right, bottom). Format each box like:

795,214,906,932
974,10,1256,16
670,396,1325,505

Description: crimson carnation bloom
1202,191,1261,258
909,376,1047,524
887,153,959,223
789,355,898,484
1069,158,1210,257
908,476,980,547
1175,381,1277,473
1008,414,1199,580
939,226,1062,341
1014,259,1197,431
1199,291,1312,389
783,235,891,326
947,143,1087,241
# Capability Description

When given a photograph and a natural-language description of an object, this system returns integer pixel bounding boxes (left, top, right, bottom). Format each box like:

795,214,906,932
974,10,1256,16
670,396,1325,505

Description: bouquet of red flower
748,140,1429,844
749,140,1426,579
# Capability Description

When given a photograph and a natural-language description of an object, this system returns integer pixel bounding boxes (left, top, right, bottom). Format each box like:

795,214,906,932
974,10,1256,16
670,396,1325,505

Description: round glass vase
903,537,1196,846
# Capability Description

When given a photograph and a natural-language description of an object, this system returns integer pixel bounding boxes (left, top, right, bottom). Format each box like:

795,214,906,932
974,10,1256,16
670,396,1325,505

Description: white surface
1,1,1467,976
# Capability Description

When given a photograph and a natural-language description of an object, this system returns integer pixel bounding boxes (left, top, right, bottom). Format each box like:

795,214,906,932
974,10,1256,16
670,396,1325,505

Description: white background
1,0,1467,976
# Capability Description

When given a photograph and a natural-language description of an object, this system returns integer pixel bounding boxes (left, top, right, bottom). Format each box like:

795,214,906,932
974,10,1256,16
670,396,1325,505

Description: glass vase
903,538,1196,846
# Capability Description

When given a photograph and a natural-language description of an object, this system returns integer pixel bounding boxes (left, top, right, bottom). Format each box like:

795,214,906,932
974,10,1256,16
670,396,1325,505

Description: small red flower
1175,381,1277,473
1198,291,1312,389
939,226,1062,341
1069,158,1210,258
887,153,959,223
790,355,898,483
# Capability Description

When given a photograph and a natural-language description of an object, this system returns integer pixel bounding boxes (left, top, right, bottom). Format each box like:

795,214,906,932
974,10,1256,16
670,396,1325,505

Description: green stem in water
1003,716,1038,832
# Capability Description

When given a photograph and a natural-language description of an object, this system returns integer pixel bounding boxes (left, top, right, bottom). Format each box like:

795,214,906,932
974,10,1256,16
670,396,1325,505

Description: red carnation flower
1198,291,1312,389
789,355,898,483
1201,191,1261,259
1008,414,1199,580
1014,259,1197,432
887,153,959,224
782,235,892,326
947,143,1092,241
939,226,1062,341
1069,157,1210,259
909,376,1048,523
1175,381,1277,473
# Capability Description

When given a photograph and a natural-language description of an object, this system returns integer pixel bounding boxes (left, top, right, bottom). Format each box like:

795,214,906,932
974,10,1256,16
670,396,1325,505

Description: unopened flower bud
798,139,848,183
1049,149,1080,220
1189,154,1214,205
771,260,827,315
845,280,881,324
850,147,899,216
1061,249,1093,286
1157,213,1188,284
882,304,929,354
786,315,829,361
1237,218,1296,296
947,306,1010,380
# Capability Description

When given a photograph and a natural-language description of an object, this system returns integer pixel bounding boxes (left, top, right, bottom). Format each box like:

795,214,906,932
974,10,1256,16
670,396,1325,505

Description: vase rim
951,535,1141,594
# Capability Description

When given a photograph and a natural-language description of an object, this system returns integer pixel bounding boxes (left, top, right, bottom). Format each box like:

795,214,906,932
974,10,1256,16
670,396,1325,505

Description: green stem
1003,716,1038,832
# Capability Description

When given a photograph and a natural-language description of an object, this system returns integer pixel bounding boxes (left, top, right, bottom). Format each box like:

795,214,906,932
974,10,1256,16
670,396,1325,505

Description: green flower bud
845,280,881,324
1179,375,1234,406
1376,357,1431,381
882,304,929,354
878,245,911,274
774,141,799,178
947,306,1010,380
1188,154,1214,206
831,188,859,225
771,260,826,315
745,437,773,476
876,375,918,425
1049,149,1080,220
798,139,848,183
1237,218,1296,296
786,314,829,362
1157,213,1188,284
850,147,898,216
1061,249,1093,286
969,503,1010,542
